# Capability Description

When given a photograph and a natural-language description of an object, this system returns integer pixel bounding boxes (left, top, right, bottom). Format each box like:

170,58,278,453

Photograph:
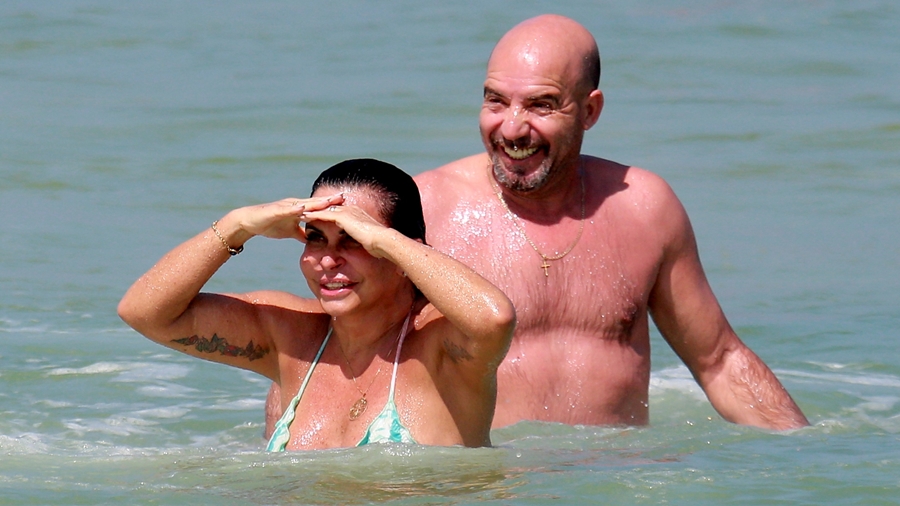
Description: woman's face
300,186,406,317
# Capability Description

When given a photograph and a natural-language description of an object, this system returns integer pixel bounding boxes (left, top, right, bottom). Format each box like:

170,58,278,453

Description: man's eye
484,96,506,107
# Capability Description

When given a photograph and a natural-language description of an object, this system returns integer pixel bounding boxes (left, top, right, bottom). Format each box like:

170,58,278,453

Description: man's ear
582,89,604,130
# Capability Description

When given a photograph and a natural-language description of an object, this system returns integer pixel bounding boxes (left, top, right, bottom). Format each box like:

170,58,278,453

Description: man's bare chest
440,222,657,338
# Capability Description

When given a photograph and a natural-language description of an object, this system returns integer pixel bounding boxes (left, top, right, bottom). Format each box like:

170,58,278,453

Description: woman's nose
318,252,343,270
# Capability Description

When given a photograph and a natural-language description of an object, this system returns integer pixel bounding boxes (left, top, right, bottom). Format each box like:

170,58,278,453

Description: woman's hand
301,203,394,258
231,194,345,243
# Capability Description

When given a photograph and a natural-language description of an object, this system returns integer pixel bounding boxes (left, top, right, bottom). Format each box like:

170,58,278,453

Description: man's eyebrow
526,92,561,104
483,85,505,97
483,85,560,105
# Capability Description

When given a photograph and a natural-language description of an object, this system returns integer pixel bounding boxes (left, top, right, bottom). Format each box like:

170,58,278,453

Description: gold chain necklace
335,318,405,421
491,163,586,277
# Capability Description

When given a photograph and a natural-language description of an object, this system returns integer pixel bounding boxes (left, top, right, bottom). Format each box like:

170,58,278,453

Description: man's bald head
489,14,600,94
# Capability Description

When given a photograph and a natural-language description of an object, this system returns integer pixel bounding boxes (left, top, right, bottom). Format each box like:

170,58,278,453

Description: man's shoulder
415,154,493,218
415,154,488,188
586,157,678,203
586,156,662,185
581,157,689,243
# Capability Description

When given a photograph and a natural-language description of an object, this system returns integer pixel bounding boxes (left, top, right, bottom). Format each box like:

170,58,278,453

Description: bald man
265,15,807,436
414,14,807,430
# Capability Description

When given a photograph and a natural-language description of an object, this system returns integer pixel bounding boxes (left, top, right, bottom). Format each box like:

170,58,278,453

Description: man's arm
646,176,809,430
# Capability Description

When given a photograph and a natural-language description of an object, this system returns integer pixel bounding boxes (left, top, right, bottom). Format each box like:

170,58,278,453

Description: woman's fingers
301,205,386,252
297,193,344,213
243,194,344,240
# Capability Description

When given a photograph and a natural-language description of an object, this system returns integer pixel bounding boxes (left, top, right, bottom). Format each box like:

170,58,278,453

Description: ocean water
2,1,899,504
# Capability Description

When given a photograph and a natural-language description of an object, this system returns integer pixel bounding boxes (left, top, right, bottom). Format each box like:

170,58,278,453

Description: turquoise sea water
2,1,899,504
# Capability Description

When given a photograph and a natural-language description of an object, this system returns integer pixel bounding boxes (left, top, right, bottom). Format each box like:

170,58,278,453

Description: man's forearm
705,346,810,430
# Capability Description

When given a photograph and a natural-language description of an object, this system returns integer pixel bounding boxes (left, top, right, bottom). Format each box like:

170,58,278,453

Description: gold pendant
349,397,368,420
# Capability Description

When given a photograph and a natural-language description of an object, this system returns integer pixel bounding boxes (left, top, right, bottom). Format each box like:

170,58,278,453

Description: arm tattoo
443,338,474,363
172,333,269,361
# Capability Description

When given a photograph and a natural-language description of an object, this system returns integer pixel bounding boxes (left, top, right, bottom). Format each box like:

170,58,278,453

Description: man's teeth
324,282,349,289
504,145,538,160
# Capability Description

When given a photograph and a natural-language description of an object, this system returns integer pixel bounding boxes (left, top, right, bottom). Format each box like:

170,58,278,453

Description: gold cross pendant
540,259,551,277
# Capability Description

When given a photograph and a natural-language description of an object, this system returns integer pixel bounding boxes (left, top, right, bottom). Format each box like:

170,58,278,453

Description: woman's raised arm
302,204,516,372
117,194,343,377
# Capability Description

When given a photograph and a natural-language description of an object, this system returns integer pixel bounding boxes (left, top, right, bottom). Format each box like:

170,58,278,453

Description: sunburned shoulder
594,162,692,247
415,154,492,219
415,154,489,191
628,166,683,213
588,159,682,209
587,158,666,191
622,165,674,193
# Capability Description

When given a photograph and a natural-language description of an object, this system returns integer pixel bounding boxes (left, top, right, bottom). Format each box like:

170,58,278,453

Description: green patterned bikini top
266,314,415,451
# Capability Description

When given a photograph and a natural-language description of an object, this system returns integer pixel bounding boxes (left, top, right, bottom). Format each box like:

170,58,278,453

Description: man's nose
500,105,530,140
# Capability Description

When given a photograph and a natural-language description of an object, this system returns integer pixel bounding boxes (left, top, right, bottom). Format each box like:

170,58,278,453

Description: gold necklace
335,318,405,421
491,163,586,277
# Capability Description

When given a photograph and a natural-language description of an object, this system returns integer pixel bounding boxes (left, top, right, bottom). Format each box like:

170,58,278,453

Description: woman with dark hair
118,159,515,451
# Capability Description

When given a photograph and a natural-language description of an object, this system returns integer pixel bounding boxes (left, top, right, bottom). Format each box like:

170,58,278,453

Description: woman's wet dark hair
311,158,427,244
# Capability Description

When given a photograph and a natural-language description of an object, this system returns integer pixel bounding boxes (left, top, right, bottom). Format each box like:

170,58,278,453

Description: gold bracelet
211,220,243,256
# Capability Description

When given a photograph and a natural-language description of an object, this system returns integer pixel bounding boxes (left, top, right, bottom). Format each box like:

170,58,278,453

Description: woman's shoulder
234,290,321,311
237,290,330,341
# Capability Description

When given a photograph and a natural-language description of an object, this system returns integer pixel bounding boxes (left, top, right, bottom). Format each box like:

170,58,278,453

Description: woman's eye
341,237,363,249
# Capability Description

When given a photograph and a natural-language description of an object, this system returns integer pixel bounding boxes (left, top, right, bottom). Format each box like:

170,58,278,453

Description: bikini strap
387,311,413,398
265,327,332,452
